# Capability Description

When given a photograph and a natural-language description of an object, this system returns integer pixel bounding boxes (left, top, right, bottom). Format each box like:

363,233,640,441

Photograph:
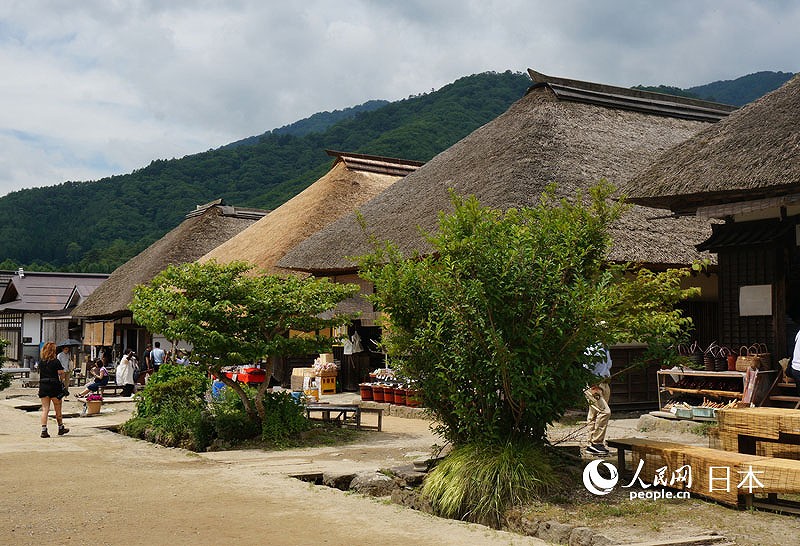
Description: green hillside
0,71,532,272
0,69,793,273
634,71,795,106
687,71,795,106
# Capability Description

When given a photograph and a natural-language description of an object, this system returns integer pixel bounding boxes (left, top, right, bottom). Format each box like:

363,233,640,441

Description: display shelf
656,368,776,418
665,387,744,399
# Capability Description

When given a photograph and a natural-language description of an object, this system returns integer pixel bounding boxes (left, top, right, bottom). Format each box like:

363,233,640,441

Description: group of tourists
37,339,198,438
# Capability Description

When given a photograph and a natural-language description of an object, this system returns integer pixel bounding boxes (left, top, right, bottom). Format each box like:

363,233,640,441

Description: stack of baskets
735,343,771,371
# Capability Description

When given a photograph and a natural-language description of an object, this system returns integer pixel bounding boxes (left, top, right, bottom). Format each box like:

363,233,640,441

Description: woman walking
38,341,69,438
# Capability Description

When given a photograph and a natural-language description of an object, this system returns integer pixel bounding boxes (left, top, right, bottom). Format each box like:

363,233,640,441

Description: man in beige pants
584,345,612,456
57,345,72,395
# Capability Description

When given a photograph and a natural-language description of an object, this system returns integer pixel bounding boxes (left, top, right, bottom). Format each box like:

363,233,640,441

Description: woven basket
752,343,771,370
735,345,761,371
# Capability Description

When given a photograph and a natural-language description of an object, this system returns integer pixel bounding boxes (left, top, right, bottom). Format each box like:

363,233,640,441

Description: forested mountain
686,71,795,106
0,69,793,273
225,99,391,147
0,71,531,272
634,71,795,106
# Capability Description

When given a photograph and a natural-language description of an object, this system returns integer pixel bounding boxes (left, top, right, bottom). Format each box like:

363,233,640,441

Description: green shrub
210,385,261,443
119,416,152,439
261,391,310,447
126,363,213,451
422,440,556,528
150,405,214,451
135,363,209,418
0,371,10,392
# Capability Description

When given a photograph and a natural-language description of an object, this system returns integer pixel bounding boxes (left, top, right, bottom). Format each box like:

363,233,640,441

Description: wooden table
305,404,361,427
716,407,800,458
304,403,383,431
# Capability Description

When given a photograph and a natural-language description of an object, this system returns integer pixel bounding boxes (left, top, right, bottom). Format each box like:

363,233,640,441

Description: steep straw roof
200,151,421,274
624,73,800,213
278,69,728,274
73,201,268,319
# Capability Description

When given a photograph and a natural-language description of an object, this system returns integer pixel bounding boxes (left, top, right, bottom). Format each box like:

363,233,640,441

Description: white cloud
0,0,798,196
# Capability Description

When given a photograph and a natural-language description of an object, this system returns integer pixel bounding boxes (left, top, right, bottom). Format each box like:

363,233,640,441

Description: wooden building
72,200,268,360
0,270,107,365
200,151,423,387
625,73,800,361
277,69,737,407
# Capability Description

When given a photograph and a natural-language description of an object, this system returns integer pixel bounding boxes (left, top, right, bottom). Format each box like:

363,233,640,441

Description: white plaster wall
22,313,42,346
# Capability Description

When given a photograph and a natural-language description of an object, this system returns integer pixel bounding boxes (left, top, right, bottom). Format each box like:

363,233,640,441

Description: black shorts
38,378,64,399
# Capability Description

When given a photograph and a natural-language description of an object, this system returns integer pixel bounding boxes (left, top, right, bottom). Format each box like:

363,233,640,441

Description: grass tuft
422,440,556,528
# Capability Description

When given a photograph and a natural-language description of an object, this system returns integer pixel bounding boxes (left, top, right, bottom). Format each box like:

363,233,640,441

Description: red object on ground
223,370,266,384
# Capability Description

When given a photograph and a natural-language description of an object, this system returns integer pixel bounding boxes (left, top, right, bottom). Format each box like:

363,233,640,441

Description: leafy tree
130,261,358,425
359,182,698,446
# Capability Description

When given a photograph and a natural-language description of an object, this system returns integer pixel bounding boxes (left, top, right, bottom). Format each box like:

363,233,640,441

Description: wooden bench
606,438,687,472
305,404,384,431
608,437,800,509
305,404,360,427
359,407,383,432
1,367,31,378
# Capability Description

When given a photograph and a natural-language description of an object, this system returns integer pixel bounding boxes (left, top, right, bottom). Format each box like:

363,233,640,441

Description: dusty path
0,387,546,546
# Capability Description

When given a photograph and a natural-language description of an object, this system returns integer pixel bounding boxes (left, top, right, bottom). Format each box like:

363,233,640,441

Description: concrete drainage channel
13,403,120,429
291,470,733,546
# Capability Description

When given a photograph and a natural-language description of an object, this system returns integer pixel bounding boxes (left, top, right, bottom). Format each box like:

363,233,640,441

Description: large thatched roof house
278,69,735,276
623,73,800,360
275,69,739,404
200,150,422,274
73,200,268,322
624,73,800,216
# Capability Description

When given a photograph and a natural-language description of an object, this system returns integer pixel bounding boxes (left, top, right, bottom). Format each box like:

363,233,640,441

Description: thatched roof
278,69,730,274
73,201,268,319
200,151,422,274
624,73,800,214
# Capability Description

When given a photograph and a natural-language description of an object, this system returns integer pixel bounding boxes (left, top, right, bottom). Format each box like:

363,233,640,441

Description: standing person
116,349,136,397
584,344,612,456
57,345,72,396
37,341,69,438
139,343,153,384
787,328,800,396
151,342,166,372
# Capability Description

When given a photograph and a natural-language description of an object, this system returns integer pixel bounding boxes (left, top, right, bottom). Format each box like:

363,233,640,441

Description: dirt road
0,388,546,546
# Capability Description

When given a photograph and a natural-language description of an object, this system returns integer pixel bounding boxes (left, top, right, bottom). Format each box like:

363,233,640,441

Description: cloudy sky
0,1,797,197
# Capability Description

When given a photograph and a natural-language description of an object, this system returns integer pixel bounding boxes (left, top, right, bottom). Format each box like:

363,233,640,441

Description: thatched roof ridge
278,75,720,274
527,69,736,122
624,73,800,212
326,149,423,176
73,202,266,319
200,153,421,273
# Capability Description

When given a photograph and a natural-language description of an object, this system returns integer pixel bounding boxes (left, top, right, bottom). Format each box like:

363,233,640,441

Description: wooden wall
717,244,784,358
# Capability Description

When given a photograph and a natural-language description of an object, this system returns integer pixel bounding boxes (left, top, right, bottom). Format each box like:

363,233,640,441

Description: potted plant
84,393,103,416
359,383,373,401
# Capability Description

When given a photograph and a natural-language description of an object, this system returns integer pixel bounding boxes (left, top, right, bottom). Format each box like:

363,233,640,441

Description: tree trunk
212,367,259,422
254,357,275,422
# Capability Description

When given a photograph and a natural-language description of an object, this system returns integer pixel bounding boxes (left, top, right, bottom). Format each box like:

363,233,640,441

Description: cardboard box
291,367,315,391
